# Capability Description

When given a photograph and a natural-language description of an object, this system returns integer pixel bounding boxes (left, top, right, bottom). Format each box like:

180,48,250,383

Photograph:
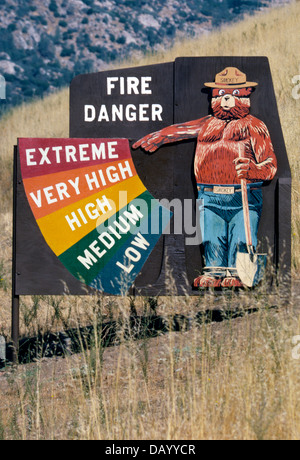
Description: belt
197,184,261,195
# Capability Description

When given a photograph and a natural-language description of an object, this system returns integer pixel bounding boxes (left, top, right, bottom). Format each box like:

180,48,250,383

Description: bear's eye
219,89,226,96
233,89,240,96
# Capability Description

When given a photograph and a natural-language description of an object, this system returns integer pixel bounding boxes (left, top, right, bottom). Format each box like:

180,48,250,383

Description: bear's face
211,87,253,120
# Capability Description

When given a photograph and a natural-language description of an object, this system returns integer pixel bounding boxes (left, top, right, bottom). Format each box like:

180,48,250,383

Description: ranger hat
204,67,258,89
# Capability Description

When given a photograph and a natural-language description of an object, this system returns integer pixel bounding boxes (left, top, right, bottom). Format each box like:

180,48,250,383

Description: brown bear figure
133,67,277,288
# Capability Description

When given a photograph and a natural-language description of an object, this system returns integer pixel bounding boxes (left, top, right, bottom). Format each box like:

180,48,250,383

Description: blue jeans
197,183,263,274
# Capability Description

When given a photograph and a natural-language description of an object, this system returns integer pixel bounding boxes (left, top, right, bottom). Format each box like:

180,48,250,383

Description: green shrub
73,58,94,75
7,24,17,32
32,15,48,26
61,45,75,57
62,30,74,40
76,33,91,48
116,35,126,45
38,34,55,59
82,0,94,5
86,8,94,15
59,20,68,28
49,0,58,13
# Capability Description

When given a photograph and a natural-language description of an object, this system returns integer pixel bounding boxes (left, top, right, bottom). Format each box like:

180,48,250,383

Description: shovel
235,147,267,287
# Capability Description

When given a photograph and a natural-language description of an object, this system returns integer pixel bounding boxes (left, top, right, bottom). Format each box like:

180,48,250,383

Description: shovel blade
236,252,267,287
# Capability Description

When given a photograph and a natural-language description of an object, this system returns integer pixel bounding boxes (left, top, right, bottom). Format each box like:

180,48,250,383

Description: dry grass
0,89,69,211
0,1,300,440
0,301,300,440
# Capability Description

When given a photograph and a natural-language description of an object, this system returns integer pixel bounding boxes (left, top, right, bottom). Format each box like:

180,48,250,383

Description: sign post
11,147,20,362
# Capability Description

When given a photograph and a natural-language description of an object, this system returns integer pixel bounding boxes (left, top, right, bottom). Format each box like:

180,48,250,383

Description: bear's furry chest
193,116,254,185
197,116,252,144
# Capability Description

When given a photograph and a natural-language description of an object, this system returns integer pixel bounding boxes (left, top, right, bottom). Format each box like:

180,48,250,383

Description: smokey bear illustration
133,67,278,288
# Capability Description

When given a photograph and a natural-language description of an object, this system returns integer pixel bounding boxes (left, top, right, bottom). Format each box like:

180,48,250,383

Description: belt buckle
213,186,235,195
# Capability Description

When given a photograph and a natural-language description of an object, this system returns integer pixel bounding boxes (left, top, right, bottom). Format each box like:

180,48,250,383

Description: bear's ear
246,87,255,96
237,87,255,97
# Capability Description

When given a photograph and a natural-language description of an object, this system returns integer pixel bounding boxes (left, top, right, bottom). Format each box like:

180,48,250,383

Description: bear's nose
224,95,230,101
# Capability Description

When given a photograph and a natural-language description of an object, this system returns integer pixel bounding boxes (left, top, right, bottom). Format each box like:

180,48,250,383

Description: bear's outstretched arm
132,116,211,153
235,117,278,181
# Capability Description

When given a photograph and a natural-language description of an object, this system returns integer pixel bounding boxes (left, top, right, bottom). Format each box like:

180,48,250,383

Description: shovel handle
241,179,253,248
238,144,253,250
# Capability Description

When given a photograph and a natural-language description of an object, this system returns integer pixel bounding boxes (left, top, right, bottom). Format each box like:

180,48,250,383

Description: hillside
0,0,291,113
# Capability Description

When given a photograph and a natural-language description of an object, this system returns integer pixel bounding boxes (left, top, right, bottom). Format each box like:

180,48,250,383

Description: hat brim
204,82,258,89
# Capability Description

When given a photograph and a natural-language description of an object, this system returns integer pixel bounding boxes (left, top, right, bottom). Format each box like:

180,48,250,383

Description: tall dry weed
1,301,300,440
